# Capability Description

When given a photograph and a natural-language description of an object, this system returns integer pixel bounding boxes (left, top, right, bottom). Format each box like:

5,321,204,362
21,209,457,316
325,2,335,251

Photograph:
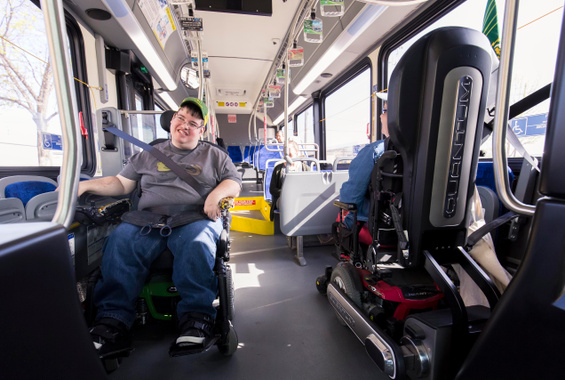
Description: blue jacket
339,140,385,228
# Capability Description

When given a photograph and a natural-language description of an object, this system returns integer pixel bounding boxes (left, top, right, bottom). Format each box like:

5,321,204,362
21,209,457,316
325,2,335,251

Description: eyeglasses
381,108,387,114
174,113,203,130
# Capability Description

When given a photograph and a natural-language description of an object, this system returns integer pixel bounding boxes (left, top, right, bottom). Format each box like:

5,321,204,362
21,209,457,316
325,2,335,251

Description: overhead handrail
248,110,257,142
41,0,81,229
120,110,165,117
284,54,290,159
251,0,318,116
492,0,536,216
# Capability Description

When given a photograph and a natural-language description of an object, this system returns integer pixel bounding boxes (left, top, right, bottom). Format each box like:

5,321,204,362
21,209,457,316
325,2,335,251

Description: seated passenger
269,140,310,221
78,98,242,356
340,93,389,229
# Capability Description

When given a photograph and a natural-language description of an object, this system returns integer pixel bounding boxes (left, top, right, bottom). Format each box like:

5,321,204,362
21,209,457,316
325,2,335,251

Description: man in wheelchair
78,98,241,359
333,92,389,257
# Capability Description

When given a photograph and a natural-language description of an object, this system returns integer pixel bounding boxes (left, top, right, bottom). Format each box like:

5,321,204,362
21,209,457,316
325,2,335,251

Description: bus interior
1,0,564,379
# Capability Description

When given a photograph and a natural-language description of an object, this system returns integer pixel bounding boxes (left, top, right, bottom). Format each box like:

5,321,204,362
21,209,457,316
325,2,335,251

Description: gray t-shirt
119,140,242,210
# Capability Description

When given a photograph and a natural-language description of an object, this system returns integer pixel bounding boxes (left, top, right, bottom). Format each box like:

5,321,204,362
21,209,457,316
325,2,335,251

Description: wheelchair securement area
104,230,383,380
317,27,501,380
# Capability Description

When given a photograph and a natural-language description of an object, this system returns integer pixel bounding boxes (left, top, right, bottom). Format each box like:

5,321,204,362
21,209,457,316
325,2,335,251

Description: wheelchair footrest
99,346,134,361
168,334,220,357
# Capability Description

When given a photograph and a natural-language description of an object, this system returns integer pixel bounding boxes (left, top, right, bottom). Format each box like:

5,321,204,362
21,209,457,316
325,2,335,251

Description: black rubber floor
109,230,386,380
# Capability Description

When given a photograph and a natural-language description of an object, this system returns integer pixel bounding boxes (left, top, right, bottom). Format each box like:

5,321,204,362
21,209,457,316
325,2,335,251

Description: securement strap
104,126,207,197
466,211,519,249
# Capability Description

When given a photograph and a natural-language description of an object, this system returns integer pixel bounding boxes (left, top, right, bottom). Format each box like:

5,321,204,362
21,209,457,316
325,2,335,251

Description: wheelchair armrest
334,200,357,212
217,197,234,262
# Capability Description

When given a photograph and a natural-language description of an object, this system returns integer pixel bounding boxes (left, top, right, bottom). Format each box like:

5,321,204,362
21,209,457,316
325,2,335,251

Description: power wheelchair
317,27,500,380
83,110,238,371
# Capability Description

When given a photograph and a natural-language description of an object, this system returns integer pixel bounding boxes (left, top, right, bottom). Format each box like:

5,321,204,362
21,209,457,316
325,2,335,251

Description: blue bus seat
263,159,285,202
227,145,243,164
476,161,515,215
0,175,58,207
256,145,283,172
242,145,253,166
476,161,515,194
252,144,263,169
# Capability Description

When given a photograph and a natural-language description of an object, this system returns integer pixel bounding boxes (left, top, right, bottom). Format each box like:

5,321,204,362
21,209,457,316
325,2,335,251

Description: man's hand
203,179,240,221
204,193,222,221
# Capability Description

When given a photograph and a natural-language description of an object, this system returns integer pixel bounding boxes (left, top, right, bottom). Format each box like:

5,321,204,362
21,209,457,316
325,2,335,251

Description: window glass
296,105,315,144
386,0,563,158
324,68,371,163
286,119,294,142
0,0,64,167
127,93,159,156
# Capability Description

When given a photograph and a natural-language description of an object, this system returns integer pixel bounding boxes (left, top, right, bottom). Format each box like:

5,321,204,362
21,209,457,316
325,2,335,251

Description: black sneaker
175,312,214,347
90,318,132,359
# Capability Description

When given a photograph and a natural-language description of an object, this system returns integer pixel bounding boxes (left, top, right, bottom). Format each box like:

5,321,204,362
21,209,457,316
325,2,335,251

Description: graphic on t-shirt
157,162,170,171
156,161,201,176
186,165,202,175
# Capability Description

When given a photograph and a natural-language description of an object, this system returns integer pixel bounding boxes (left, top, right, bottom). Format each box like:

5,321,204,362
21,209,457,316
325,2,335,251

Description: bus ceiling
65,0,432,118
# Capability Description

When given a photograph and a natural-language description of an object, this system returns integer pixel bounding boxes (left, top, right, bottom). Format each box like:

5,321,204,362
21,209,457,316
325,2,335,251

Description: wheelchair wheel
331,262,362,308
217,321,238,356
226,265,235,320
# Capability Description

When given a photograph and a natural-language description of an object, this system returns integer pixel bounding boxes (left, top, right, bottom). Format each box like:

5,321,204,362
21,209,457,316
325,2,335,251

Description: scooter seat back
387,27,493,267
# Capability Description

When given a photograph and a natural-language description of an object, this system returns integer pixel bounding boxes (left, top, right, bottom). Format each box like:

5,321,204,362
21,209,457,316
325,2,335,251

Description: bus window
386,0,563,159
0,0,93,170
295,105,315,145
324,67,371,163
0,0,64,167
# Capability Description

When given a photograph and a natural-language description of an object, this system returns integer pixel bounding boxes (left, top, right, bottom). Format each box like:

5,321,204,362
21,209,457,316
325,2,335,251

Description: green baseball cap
180,97,209,126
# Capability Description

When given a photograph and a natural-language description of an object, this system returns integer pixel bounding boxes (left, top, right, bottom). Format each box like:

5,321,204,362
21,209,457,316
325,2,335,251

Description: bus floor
109,230,384,380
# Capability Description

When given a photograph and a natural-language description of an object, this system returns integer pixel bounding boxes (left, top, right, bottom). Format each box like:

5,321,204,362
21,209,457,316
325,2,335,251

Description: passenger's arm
77,174,137,197
203,179,241,221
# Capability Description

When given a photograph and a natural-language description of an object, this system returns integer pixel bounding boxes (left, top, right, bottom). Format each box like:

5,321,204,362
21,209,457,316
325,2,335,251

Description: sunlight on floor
230,262,265,290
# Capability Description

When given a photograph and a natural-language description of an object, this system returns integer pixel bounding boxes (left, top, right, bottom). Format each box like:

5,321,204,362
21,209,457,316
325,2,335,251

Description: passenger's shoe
169,312,216,357
175,312,215,347
89,317,133,359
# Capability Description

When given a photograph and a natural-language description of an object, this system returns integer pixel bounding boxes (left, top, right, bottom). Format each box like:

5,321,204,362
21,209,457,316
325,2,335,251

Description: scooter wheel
330,262,362,307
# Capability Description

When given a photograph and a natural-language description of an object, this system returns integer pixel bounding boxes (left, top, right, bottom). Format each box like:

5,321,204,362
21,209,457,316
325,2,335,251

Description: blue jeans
340,140,385,229
93,219,223,329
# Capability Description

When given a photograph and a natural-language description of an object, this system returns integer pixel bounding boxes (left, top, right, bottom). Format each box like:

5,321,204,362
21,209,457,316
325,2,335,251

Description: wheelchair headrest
160,110,175,133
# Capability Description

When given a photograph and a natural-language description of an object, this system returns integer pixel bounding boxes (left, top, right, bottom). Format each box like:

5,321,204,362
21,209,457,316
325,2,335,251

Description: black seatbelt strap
104,126,207,197
465,211,519,249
